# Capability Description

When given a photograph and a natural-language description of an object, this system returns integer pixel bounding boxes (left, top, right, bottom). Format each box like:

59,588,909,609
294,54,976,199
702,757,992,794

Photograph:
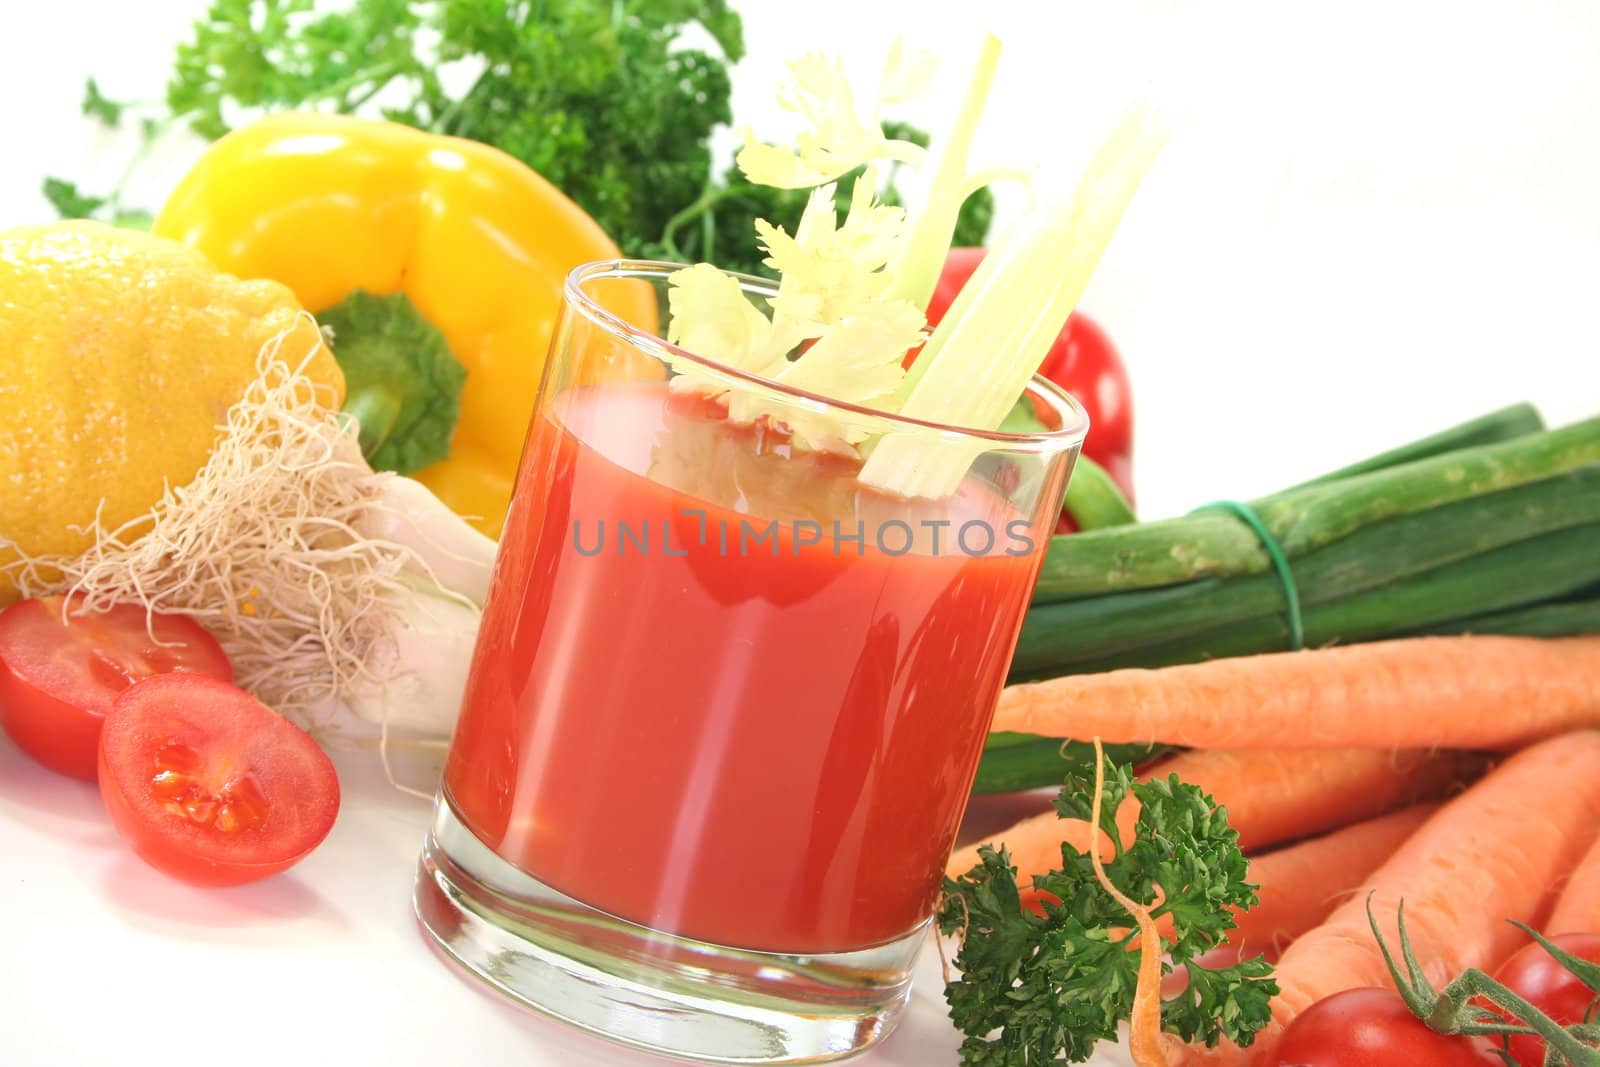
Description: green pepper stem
342,384,404,460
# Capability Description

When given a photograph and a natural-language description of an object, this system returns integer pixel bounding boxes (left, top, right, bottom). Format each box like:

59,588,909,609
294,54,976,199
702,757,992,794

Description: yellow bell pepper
0,220,344,603
154,112,657,538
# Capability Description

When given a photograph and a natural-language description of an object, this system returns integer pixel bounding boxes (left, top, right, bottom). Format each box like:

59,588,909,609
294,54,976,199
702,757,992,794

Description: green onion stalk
976,405,1600,793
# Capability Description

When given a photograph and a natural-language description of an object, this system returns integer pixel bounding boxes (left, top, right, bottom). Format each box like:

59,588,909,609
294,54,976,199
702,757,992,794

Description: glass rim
563,259,1090,453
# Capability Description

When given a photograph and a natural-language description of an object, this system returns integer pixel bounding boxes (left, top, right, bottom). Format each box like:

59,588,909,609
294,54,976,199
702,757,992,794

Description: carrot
946,746,1480,884
1083,740,1173,1067
1225,804,1438,959
1194,730,1600,1066
1027,806,1437,934
1548,832,1600,934
992,634,1600,751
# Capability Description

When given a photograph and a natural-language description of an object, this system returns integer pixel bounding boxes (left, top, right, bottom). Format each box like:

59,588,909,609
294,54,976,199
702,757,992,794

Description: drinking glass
415,260,1086,1063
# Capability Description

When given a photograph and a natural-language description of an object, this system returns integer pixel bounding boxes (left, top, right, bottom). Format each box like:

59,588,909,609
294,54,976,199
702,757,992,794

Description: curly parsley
938,758,1277,1065
49,0,991,275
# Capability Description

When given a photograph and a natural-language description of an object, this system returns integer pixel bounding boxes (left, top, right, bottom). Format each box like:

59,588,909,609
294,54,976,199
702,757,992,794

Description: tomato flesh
98,673,339,886
1278,988,1505,1066
0,597,232,780
1493,933,1600,1067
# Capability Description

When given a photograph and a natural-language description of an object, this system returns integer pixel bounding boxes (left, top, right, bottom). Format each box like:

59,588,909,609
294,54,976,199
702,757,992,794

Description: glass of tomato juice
415,261,1087,1063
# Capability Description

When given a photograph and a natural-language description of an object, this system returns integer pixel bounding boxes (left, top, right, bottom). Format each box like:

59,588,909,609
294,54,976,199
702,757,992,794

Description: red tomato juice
443,383,1050,954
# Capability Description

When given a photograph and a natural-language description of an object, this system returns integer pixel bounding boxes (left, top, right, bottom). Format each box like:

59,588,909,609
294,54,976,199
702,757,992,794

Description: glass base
414,801,925,1064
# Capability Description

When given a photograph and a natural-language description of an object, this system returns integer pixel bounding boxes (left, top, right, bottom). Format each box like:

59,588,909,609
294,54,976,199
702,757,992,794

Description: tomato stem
1511,922,1600,996
1369,896,1600,1065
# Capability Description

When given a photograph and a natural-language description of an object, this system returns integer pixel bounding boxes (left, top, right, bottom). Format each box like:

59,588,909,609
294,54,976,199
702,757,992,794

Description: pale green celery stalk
861,108,1168,499
862,212,1072,498
885,34,1002,322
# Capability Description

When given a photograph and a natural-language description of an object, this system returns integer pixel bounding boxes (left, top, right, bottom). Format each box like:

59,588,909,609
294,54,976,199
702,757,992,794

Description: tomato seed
216,775,269,833
146,741,267,832
153,741,205,776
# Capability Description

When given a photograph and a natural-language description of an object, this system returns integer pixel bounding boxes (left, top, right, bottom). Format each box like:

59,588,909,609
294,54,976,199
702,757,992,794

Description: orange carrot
992,635,1600,751
946,746,1479,884
1548,832,1600,934
1194,731,1600,1067
1225,804,1438,959
1084,740,1172,1067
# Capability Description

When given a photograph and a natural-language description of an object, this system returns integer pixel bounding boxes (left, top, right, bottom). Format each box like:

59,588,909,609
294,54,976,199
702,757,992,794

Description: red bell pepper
926,247,1136,511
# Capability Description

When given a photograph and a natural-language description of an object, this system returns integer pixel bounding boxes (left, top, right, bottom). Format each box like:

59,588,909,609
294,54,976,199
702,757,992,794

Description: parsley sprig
938,756,1277,1065
46,0,991,278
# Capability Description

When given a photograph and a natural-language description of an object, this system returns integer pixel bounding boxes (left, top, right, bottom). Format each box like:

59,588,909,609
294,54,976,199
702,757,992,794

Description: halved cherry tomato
0,597,232,780
98,674,339,886
1492,933,1600,1066
1277,988,1505,1066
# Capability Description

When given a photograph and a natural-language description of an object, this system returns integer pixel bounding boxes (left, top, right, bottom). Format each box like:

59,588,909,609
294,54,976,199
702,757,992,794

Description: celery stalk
886,34,1002,318
861,108,1168,498
673,37,1167,480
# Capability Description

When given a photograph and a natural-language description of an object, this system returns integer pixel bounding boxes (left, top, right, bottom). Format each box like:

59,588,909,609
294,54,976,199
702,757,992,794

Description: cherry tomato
926,247,1136,504
0,597,233,780
1278,988,1504,1066
98,673,339,886
1492,933,1600,1066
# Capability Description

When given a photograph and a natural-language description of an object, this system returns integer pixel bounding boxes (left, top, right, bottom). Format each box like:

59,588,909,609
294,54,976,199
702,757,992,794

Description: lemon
0,221,345,603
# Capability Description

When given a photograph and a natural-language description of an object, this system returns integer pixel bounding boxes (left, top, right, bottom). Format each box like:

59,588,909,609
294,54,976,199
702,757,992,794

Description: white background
0,2,1597,1065
4,0,1599,516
